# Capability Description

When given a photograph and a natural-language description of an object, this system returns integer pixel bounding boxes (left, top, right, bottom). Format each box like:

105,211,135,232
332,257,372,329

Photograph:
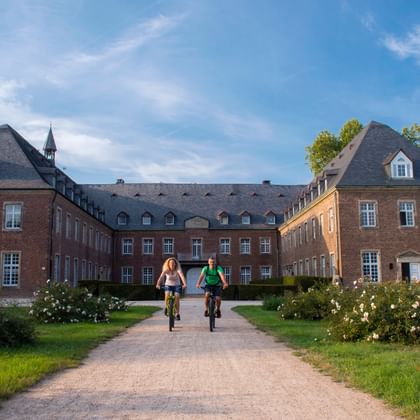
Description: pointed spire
43,124,57,164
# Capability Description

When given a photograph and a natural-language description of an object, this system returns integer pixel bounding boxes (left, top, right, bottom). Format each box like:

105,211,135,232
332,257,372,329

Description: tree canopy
402,123,420,146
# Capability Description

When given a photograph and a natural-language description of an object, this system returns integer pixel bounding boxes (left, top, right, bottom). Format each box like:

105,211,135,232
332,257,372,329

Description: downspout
48,190,58,283
334,190,342,282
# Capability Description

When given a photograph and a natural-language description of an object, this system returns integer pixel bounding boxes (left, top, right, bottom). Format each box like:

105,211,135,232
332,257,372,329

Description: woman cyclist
156,257,187,320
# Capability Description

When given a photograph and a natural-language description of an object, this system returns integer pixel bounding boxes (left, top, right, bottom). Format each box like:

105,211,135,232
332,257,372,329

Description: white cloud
383,25,420,64
360,13,375,32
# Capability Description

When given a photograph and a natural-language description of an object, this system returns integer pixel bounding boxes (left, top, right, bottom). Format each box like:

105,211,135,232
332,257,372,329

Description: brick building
0,124,301,297
279,121,420,286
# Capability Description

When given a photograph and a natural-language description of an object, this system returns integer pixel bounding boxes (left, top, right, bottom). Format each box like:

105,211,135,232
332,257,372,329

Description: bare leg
175,293,181,314
216,296,222,310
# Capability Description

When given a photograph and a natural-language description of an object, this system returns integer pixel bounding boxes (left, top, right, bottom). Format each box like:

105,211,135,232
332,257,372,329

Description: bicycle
166,289,176,332
202,286,217,332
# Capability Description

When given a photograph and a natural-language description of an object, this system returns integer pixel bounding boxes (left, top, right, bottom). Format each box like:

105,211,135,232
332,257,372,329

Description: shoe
204,310,209,317
216,310,221,318
176,314,181,321
164,308,168,316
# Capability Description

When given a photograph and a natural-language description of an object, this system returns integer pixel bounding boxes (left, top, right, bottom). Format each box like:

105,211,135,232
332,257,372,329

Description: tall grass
234,305,420,419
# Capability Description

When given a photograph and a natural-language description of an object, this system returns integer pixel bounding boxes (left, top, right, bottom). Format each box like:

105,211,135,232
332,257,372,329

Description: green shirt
202,265,224,286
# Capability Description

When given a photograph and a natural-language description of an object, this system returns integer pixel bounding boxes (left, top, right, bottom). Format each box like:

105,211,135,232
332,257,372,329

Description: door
410,263,419,283
186,267,203,295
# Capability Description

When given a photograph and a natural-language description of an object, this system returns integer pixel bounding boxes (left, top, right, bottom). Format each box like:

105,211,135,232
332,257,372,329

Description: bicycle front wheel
169,298,175,331
209,297,215,332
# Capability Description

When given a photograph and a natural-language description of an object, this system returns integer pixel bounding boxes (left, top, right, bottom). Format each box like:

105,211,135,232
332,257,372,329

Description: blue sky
0,0,419,185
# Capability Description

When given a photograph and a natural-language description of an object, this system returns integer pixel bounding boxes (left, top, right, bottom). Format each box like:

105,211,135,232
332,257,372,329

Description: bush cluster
0,309,36,346
262,295,285,311
328,282,419,344
30,281,127,323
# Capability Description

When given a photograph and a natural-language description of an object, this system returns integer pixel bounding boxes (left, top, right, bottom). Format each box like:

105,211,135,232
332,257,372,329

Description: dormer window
117,212,128,225
265,211,276,225
241,211,251,225
142,212,152,225
165,212,175,225
218,211,229,225
391,151,413,178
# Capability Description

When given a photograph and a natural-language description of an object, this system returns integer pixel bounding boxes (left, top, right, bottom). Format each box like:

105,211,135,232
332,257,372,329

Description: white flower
411,313,417,318
411,326,416,333
412,301,419,309
390,304,396,310
372,333,379,340
371,303,376,310
331,309,337,314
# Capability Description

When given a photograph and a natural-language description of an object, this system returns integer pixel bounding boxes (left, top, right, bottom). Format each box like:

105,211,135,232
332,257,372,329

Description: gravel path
0,299,400,420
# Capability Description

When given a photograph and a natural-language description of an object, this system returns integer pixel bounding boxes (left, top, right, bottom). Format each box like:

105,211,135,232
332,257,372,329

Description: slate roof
0,124,52,189
83,183,303,230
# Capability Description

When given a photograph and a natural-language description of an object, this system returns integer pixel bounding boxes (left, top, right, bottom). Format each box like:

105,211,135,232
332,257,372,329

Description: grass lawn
233,305,420,420
0,306,159,401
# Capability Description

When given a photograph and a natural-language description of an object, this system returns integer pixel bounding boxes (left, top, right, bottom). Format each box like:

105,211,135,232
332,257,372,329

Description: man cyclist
196,257,228,318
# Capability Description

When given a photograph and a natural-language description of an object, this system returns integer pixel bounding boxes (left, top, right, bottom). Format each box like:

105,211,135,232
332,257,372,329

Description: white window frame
4,203,22,230
1,252,20,286
223,266,231,284
360,201,377,227
122,238,134,255
142,266,154,285
391,152,413,179
66,213,71,239
329,253,336,277
260,265,272,280
117,212,128,225
220,238,231,254
220,214,229,225
54,254,61,282
328,208,334,233
312,256,317,276
399,201,415,227
266,213,276,224
64,255,71,282
143,238,154,255
241,214,251,225
240,238,251,254
55,207,62,234
163,238,174,254
165,213,175,225
73,258,79,287
311,218,316,240
142,214,152,225
320,255,326,277
121,266,133,284
192,238,202,259
361,250,380,282
74,218,80,241
260,238,271,254
240,266,251,284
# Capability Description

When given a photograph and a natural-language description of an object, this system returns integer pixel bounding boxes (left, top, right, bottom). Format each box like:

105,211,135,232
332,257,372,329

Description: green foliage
0,309,36,347
78,281,163,300
305,119,363,175
262,295,285,311
30,281,127,323
402,123,420,146
329,283,419,344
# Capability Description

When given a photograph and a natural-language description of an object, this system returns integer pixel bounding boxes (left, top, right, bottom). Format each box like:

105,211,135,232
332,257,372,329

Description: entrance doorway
186,267,203,295
401,262,420,283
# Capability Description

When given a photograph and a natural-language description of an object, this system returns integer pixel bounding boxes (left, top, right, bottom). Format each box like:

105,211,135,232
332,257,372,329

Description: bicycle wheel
209,296,215,332
169,298,175,331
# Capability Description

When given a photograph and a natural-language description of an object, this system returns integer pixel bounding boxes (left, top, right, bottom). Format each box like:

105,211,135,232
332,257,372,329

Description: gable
185,216,209,229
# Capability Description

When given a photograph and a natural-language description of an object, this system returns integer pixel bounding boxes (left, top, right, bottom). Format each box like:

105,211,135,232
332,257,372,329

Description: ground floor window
142,267,153,285
240,266,251,284
362,251,379,282
222,266,231,284
260,265,271,280
2,252,20,286
121,266,133,284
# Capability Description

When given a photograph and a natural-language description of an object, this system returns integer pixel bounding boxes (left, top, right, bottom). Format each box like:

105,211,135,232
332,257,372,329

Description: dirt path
1,299,400,419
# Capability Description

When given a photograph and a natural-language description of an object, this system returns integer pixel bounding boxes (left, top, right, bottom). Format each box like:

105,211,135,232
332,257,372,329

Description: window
143,238,154,255
117,212,128,225
320,255,326,277
2,252,20,286
391,152,413,179
54,254,61,282
163,238,174,254
330,253,336,277
192,239,202,259
328,208,334,232
298,226,302,245
74,218,80,241
240,266,251,284
73,258,79,286
142,267,154,285
89,227,94,247
88,262,92,280
260,266,271,280
260,238,271,254
219,213,229,225
305,258,310,275
304,222,308,242
64,256,71,281
241,213,251,224
220,238,231,254
299,260,303,275
312,257,317,276
121,266,133,283
400,202,415,226
311,218,316,240
4,204,22,230
223,266,231,284
240,238,251,254
142,213,152,225
81,260,87,279
165,212,175,225
360,202,376,227
319,213,324,237
82,223,87,244
122,238,133,255
265,213,276,224
95,231,100,250
66,214,71,239
362,251,379,282
293,262,297,276
55,208,62,234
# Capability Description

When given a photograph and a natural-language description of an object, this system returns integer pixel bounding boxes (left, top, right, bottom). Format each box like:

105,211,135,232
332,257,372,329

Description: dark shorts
204,284,222,297
164,285,182,294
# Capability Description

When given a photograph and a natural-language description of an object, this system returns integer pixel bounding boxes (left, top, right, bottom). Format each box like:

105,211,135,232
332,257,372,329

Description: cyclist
156,257,187,321
196,257,228,318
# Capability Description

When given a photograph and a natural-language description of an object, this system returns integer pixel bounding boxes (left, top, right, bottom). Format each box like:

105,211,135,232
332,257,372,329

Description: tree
305,119,363,175
402,123,420,146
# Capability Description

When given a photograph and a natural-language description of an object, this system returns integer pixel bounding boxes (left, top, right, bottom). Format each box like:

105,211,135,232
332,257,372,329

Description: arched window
142,212,152,225
165,212,175,225
117,212,128,226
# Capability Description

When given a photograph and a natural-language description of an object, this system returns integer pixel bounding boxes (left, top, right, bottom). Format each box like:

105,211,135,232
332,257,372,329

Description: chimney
116,179,125,184
262,180,271,185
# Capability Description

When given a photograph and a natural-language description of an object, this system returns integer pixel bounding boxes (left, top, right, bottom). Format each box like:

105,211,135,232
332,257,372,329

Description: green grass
233,305,420,420
0,306,159,400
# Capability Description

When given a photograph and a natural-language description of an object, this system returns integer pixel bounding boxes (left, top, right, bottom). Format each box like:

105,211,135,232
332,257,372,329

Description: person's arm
156,271,165,289
178,270,187,288
218,267,228,289
196,271,205,288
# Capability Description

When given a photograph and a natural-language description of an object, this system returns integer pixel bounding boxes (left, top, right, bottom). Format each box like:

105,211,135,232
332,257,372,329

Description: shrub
0,309,36,346
262,295,285,311
328,282,420,344
30,281,110,323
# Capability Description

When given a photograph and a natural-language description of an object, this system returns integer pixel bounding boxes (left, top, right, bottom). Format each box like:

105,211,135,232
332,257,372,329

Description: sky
0,0,419,186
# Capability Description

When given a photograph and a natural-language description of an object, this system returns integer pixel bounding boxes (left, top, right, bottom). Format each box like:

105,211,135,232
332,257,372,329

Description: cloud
360,13,375,32
383,25,420,64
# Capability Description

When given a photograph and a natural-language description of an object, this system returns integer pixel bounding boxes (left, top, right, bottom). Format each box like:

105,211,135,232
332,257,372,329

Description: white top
158,270,182,286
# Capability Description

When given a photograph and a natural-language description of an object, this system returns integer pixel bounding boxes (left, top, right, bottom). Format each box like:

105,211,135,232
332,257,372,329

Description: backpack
203,265,222,286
